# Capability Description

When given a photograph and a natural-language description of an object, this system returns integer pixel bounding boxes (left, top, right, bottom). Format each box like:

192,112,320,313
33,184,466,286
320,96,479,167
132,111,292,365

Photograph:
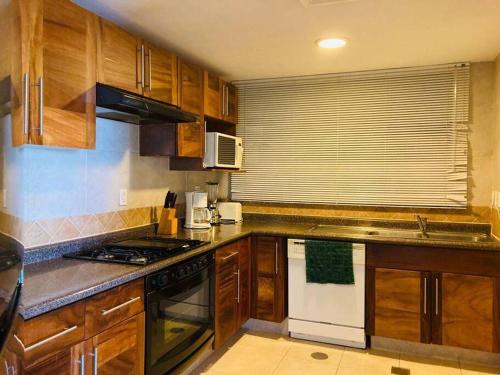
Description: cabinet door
144,43,177,105
251,236,286,323
90,313,145,375
178,59,203,115
215,247,239,348
22,341,85,375
29,0,97,149
238,238,251,326
223,82,237,124
9,0,30,146
177,121,204,158
434,273,496,352
373,268,430,343
97,18,141,94
204,71,221,119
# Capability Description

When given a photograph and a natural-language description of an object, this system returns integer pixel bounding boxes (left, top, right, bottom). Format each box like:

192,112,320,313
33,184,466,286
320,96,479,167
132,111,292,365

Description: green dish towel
305,240,354,284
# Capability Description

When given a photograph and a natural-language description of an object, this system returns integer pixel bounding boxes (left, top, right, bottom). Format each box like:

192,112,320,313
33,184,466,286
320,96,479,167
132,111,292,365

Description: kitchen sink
309,225,493,243
368,229,492,242
309,225,377,236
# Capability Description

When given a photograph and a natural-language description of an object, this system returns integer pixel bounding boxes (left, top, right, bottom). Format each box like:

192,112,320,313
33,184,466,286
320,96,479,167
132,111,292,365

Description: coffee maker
185,189,211,229
206,182,221,225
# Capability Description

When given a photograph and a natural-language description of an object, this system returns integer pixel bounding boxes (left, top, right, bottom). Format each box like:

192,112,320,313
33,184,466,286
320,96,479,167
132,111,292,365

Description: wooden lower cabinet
214,246,239,348
88,312,145,375
214,238,251,348
367,243,500,353
251,236,286,323
237,238,251,326
13,279,145,374
372,268,429,343
21,343,85,375
437,273,495,352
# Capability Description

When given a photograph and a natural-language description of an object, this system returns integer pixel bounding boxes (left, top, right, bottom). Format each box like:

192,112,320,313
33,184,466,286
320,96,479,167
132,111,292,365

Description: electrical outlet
119,189,127,206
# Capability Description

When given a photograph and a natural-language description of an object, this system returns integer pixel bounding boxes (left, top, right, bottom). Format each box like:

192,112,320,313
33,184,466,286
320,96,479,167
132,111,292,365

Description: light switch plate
2,189,6,208
119,189,127,206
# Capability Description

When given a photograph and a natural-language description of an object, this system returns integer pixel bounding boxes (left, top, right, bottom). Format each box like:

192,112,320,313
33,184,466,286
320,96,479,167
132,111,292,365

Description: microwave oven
204,132,243,169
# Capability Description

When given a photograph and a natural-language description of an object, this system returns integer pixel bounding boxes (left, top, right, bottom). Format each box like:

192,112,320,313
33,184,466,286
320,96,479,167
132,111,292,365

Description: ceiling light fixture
316,38,347,49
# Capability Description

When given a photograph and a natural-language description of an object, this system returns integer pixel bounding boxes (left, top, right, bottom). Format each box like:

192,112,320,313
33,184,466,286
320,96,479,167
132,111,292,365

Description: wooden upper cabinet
178,59,203,115
251,236,286,323
436,273,496,352
144,42,178,105
373,268,429,343
223,81,238,124
177,122,204,158
204,70,222,119
204,74,238,124
12,0,97,149
97,18,141,94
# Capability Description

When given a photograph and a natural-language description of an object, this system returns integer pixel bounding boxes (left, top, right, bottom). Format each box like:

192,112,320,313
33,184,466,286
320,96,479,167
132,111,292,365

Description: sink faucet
416,215,428,237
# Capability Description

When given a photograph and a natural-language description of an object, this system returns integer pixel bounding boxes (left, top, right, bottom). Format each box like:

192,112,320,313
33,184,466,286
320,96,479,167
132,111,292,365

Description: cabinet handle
141,45,145,88
225,85,229,116
138,45,145,88
275,242,278,275
423,276,427,315
79,353,85,375
234,269,240,303
22,73,29,134
221,83,225,116
91,347,98,375
101,296,141,316
220,252,238,262
148,48,152,89
14,325,78,352
435,278,439,316
4,360,9,375
37,77,43,135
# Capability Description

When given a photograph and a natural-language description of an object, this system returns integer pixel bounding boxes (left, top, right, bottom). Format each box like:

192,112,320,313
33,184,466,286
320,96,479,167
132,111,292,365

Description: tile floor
194,331,500,375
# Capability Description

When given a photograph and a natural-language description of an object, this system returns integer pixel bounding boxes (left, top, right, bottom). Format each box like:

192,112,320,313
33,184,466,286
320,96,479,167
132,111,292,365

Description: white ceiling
75,0,500,81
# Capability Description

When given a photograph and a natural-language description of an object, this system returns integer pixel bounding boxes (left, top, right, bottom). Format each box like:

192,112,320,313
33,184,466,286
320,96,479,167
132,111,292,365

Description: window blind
231,63,470,208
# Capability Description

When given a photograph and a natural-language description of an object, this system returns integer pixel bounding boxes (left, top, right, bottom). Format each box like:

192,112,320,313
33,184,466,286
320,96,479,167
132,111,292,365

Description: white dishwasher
288,238,366,348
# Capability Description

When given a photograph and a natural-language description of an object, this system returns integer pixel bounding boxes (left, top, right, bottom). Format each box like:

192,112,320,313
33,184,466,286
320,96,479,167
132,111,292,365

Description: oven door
146,265,214,375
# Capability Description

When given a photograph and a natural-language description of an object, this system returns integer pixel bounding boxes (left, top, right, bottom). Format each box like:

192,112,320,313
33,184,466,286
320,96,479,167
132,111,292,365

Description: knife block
157,208,178,235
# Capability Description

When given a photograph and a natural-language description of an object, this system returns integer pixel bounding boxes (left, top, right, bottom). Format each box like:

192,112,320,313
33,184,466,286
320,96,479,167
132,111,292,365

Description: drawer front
15,302,85,368
85,278,144,338
216,245,239,274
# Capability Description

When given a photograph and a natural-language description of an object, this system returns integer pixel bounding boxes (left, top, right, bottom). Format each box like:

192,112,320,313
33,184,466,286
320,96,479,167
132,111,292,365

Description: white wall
2,117,226,222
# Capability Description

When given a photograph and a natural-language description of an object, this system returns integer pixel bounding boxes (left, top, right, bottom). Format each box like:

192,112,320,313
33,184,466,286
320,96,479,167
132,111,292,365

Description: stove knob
158,274,168,287
177,268,185,278
192,263,199,271
185,265,191,274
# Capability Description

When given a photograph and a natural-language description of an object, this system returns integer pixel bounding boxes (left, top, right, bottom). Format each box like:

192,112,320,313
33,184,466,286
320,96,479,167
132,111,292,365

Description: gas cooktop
63,237,209,266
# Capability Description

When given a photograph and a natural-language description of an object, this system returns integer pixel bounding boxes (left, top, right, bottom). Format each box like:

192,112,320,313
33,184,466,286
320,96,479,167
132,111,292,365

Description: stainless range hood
96,83,197,124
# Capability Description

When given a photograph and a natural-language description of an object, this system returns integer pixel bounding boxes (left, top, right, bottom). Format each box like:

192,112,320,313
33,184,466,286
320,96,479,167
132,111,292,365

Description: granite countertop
20,219,500,319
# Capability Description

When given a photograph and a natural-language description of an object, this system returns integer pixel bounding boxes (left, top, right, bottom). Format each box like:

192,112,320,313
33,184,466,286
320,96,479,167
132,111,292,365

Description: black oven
145,252,214,375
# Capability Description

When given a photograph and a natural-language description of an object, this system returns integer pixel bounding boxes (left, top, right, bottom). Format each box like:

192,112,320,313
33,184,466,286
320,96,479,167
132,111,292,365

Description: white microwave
204,132,243,169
